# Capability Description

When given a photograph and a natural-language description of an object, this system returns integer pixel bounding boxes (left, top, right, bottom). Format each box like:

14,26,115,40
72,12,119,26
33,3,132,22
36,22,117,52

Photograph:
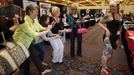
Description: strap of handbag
0,31,17,50
1,32,7,46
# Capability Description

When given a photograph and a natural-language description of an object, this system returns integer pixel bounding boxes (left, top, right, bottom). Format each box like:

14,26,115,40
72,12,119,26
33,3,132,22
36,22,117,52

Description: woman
67,4,82,58
98,1,122,75
49,6,71,64
0,13,20,49
13,4,52,75
39,14,64,62
39,14,59,41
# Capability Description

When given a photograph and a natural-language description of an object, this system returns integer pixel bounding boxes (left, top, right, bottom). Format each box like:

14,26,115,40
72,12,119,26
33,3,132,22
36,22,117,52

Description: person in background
0,0,21,41
13,4,52,75
0,14,20,52
67,4,83,58
39,14,60,41
98,1,122,75
49,6,71,64
61,12,70,43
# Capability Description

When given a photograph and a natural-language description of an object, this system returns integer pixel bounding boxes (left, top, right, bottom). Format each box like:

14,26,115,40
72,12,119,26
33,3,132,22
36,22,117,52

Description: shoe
101,67,110,75
53,62,63,64
41,62,48,66
53,62,59,64
58,62,63,64
41,69,52,75
77,54,82,57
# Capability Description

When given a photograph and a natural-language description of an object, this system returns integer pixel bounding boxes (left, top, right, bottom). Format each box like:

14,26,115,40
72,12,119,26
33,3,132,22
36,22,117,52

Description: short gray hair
25,4,37,15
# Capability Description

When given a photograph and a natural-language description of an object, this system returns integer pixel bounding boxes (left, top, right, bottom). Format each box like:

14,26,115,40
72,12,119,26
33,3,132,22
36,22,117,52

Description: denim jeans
34,41,46,62
20,43,45,75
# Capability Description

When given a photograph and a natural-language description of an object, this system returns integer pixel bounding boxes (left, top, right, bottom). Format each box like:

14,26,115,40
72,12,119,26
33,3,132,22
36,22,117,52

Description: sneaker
41,62,48,66
58,62,63,64
41,69,52,75
52,61,58,64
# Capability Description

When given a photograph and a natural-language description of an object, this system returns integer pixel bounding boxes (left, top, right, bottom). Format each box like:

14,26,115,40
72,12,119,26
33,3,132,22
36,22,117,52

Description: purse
77,18,88,34
77,27,88,34
0,32,30,75
69,14,88,34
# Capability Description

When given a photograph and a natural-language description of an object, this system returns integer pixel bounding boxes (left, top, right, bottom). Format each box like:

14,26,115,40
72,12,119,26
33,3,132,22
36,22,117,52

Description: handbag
77,18,88,34
68,14,88,34
77,27,88,34
0,32,30,75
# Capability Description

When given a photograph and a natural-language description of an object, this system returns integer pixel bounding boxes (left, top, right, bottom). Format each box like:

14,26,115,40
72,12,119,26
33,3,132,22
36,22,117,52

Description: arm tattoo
103,15,109,23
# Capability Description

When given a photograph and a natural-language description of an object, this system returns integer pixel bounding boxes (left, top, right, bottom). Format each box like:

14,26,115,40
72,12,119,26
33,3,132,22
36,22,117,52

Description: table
126,30,134,67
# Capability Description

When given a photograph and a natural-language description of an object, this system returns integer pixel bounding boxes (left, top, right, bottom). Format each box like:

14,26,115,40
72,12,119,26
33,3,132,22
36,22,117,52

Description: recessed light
68,0,71,2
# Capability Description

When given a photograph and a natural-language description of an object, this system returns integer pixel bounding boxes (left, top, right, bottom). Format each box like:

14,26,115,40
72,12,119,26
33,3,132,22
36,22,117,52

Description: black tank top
106,13,122,35
50,17,64,34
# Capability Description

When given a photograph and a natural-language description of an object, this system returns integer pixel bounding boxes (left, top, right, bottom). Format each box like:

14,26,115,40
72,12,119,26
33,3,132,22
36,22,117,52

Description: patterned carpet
28,25,132,75
30,57,132,75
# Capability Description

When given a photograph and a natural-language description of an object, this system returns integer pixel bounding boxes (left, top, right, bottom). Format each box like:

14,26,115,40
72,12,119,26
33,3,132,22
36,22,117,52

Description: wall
120,5,134,14
78,5,134,14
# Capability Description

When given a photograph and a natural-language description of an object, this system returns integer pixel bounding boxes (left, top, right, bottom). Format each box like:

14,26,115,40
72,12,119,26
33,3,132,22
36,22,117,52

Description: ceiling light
62,0,66,1
45,0,49,2
68,0,71,2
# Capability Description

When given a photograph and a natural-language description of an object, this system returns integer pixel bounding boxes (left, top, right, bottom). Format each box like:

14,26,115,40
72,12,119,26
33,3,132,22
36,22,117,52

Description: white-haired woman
98,1,123,75
50,6,71,64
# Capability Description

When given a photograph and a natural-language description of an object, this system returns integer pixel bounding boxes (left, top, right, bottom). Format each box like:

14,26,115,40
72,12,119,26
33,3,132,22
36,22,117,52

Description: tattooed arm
98,14,111,37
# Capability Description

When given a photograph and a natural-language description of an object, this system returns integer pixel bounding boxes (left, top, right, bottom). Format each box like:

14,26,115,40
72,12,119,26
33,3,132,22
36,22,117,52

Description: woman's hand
51,21,56,27
117,30,121,35
105,30,110,37
9,14,20,32
64,28,72,33
47,25,53,30
76,19,81,24
13,14,19,26
55,34,61,38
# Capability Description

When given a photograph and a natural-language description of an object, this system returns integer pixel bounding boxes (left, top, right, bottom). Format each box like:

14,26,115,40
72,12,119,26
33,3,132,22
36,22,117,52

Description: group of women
6,3,83,75
0,0,123,75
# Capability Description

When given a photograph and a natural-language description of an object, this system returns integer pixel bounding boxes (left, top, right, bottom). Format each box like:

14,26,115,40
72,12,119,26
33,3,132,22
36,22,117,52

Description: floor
43,24,132,75
15,24,133,75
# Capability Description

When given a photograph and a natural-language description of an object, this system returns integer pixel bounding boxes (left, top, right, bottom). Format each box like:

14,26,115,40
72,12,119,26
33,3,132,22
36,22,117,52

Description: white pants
49,38,64,63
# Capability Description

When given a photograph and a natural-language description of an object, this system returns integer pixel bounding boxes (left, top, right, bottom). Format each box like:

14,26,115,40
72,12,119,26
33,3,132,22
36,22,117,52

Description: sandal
100,67,110,75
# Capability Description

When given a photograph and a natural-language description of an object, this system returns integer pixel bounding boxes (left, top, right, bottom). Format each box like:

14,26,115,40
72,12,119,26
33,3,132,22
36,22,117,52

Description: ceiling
39,0,134,6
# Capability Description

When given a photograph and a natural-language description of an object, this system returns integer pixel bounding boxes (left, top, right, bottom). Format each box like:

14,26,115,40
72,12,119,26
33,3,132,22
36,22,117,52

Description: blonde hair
109,1,117,7
70,4,77,10
109,1,120,13
51,6,60,16
70,4,78,14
